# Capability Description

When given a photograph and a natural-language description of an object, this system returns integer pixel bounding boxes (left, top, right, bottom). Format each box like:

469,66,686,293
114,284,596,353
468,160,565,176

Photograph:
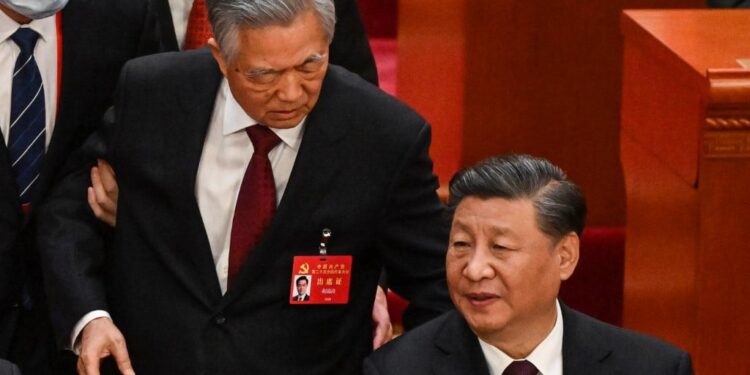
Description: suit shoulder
564,306,693,372
365,311,456,373
324,65,426,127
122,49,217,82
64,0,151,20
583,311,686,355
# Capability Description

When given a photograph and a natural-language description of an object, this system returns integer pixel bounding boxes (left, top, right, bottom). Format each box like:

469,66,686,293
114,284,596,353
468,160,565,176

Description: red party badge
290,255,352,304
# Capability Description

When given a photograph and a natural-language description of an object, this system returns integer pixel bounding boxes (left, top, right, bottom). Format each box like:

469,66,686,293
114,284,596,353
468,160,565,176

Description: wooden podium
620,10,750,373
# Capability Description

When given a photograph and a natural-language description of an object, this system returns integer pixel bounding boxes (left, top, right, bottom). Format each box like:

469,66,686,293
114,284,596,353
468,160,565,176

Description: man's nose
276,71,303,102
463,247,496,281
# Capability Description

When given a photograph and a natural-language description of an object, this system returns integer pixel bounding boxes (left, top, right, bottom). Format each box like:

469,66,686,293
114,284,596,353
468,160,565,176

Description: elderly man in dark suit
87,0,394,351
0,1,159,373
37,0,451,374
364,154,694,375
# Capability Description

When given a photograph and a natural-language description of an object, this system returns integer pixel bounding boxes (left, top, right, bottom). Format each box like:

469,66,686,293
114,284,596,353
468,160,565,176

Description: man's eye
297,60,323,73
248,72,278,84
452,241,470,248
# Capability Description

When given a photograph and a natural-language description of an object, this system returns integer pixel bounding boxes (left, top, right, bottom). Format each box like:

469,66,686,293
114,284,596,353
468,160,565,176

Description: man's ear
557,232,580,281
208,37,228,76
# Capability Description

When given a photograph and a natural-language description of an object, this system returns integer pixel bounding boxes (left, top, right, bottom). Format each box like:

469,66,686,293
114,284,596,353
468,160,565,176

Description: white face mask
0,0,68,20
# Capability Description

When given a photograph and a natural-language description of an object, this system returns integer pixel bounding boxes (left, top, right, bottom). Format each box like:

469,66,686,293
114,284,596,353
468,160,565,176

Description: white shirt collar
221,79,305,151
478,300,564,375
0,9,56,45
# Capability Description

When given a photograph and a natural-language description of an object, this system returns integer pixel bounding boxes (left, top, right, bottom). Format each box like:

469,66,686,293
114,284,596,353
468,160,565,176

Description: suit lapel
152,51,224,307
432,311,492,375
152,0,179,51
30,6,77,213
220,68,349,307
0,138,21,213
561,304,618,375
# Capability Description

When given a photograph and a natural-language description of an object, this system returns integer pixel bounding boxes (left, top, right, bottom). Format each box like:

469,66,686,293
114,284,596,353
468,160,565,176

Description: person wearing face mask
0,0,160,373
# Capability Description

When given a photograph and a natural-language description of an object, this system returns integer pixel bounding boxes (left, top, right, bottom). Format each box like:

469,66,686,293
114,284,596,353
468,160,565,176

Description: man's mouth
465,292,500,307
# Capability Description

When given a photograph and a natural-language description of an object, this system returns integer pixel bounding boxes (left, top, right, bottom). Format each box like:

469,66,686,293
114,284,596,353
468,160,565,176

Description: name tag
290,255,352,304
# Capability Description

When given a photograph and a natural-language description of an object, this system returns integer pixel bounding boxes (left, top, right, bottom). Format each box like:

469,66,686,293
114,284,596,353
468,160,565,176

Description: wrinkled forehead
232,12,329,67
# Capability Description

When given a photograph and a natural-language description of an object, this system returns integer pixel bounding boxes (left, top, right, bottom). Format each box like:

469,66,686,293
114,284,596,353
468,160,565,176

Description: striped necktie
9,28,45,207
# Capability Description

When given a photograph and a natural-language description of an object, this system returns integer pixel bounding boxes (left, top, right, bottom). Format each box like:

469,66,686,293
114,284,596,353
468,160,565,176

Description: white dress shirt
168,0,193,50
70,79,305,351
0,10,58,147
197,79,304,294
478,300,564,375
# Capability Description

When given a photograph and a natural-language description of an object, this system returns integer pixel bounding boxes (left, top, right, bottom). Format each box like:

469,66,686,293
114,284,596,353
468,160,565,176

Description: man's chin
460,306,509,335
466,317,509,340
264,115,305,129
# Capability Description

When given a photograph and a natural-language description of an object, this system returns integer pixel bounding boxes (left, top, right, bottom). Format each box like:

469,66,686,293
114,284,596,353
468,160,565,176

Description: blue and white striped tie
9,28,45,205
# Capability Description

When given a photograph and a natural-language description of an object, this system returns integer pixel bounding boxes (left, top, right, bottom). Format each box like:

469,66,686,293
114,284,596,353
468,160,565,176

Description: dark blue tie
9,28,45,206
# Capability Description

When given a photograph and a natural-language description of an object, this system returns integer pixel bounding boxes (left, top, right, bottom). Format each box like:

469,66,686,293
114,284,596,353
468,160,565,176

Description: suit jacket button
215,315,226,325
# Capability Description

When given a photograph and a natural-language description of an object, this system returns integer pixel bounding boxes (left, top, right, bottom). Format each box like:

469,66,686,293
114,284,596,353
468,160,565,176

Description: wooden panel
623,10,750,75
695,71,750,372
621,11,750,373
697,155,750,372
397,0,465,184
398,1,703,226
620,34,703,186
621,133,698,354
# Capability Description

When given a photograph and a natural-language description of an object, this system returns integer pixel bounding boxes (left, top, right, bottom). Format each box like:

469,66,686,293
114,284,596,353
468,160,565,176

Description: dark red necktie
228,125,282,286
183,0,213,50
502,360,538,375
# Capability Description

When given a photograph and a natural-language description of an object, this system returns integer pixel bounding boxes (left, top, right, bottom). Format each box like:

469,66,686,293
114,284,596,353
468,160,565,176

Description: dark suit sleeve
675,351,694,375
362,358,382,375
36,103,121,350
330,0,379,85
0,186,22,352
378,123,453,329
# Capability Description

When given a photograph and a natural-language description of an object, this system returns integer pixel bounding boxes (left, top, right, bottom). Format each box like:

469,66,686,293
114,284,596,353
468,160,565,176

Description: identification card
290,255,352,304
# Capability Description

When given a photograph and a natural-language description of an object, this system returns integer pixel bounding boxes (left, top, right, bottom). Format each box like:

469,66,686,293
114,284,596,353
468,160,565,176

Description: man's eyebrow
245,53,327,76
246,67,277,77
300,53,326,65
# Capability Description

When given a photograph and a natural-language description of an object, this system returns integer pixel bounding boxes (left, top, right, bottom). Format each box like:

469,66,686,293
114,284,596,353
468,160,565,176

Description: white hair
206,0,336,63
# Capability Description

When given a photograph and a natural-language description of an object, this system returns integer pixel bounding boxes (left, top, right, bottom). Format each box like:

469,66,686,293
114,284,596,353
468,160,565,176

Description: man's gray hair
206,0,336,63
448,154,587,242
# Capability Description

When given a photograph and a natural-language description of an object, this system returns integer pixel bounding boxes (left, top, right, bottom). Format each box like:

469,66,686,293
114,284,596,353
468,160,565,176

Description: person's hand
77,317,134,375
371,285,393,349
88,159,118,227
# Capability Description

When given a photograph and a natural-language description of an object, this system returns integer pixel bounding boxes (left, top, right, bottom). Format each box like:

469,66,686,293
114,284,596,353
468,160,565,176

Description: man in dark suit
37,0,450,374
292,276,311,302
0,1,159,373
364,154,694,375
88,0,392,351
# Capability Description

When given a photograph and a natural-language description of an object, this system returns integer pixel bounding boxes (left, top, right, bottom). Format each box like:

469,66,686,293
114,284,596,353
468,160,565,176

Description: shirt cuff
69,310,111,354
